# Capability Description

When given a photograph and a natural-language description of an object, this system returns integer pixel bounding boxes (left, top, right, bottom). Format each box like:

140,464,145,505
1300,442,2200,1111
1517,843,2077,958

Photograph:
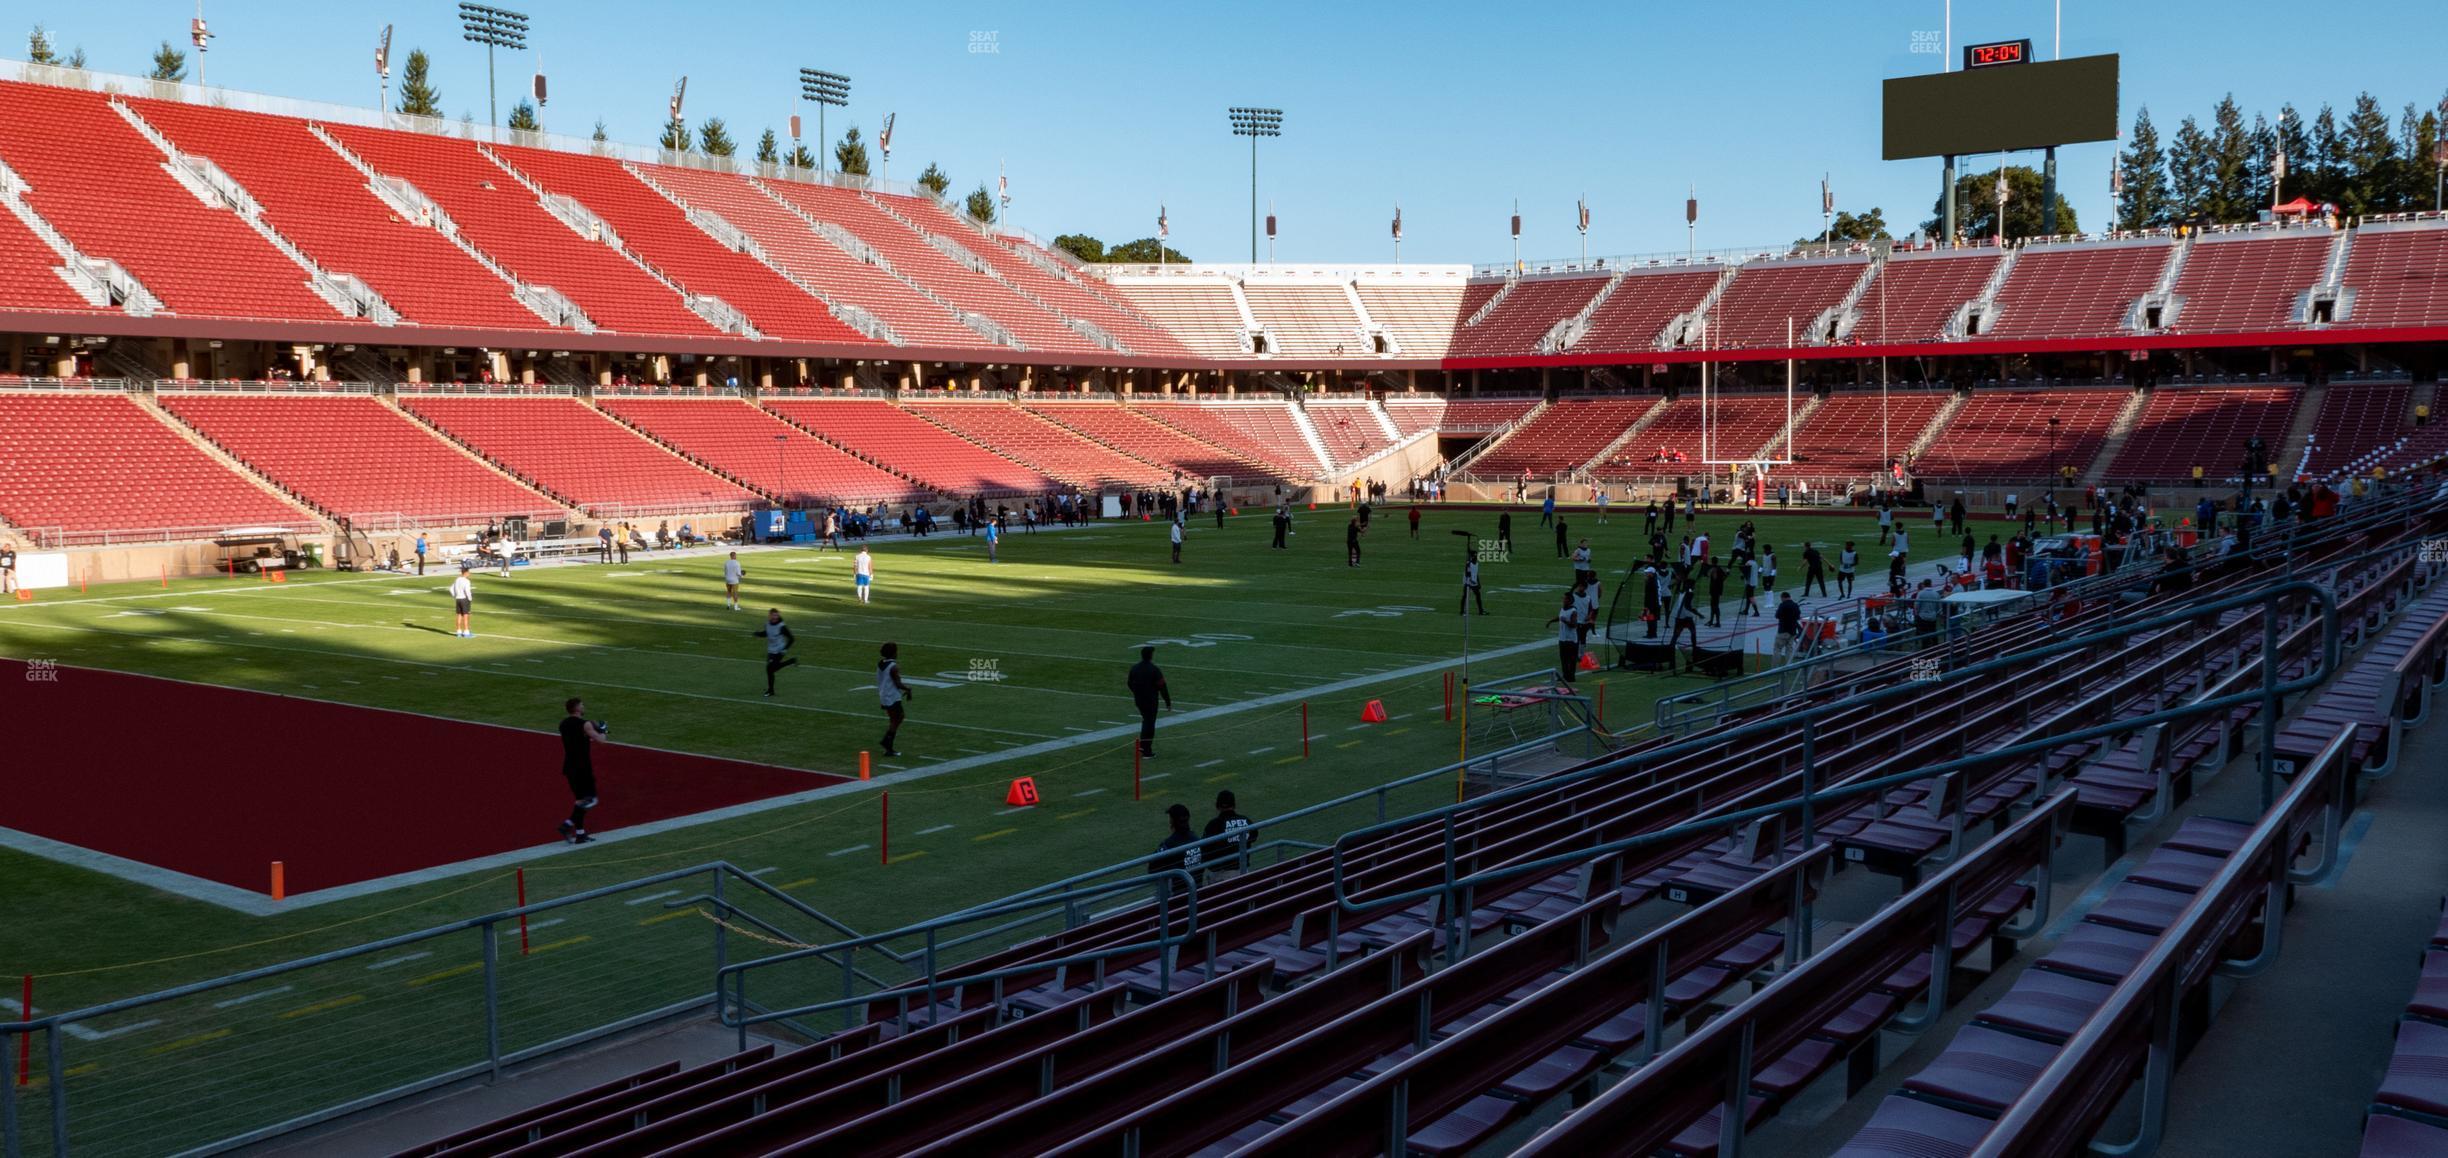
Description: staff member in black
1270,504,1291,549
1461,548,1487,615
1204,790,1253,875
1127,645,1172,757
877,642,913,757
556,697,606,844
1496,511,1513,553
1345,515,1364,567
1150,802,1204,890
752,608,798,697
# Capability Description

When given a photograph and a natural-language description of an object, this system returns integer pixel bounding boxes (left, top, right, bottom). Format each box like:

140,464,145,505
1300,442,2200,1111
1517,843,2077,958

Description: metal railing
0,863,849,1158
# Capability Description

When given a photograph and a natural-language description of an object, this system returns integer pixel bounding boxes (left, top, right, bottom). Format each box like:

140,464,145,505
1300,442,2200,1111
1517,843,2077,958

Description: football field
1,503,1894,1007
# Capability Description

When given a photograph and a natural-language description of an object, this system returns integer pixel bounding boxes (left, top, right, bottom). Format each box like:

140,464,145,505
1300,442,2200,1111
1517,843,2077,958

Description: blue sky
17,0,2447,263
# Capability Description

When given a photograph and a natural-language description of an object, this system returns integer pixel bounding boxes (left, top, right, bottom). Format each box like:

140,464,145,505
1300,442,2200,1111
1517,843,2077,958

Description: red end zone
0,659,847,895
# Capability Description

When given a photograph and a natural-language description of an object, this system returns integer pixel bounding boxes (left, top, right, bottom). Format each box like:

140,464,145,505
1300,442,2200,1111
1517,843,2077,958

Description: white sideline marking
1073,788,1108,798
212,986,293,1009
623,890,682,906
1141,773,1172,782
827,845,871,857
0,1001,157,1041
917,824,956,836
1246,747,1275,756
526,918,566,932
367,951,433,970
748,866,780,877
1195,759,1226,769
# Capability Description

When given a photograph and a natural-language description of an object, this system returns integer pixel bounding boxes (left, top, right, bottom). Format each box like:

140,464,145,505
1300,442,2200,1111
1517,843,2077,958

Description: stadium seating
1589,395,1795,480
1134,400,1327,479
1111,280,1251,358
1449,276,1608,358
1853,250,2002,342
1783,389,1954,479
1913,388,2129,481
1471,397,1659,478
637,165,980,347
491,145,874,345
397,395,758,513
1438,397,1542,434
758,181,1096,354
900,402,1174,489
2167,231,2331,333
126,98,550,333
2102,385,2301,483
1356,280,1467,357
1382,395,1447,438
1982,241,2173,340
2341,224,2448,329
0,82,343,323
1305,398,1396,467
1702,258,1870,348
2297,381,2414,480
320,125,719,338
0,391,312,535
1242,284,1368,357
159,392,557,523
597,397,925,506
0,200,108,316
764,399,1053,496
1573,268,1721,354
878,192,1195,358
1025,401,1283,482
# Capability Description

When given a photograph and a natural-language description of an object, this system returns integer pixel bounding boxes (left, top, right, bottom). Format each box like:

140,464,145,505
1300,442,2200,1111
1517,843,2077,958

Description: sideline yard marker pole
270,861,286,902
16,975,29,1086
515,869,530,955
859,750,870,781
1443,671,1453,721
880,792,889,866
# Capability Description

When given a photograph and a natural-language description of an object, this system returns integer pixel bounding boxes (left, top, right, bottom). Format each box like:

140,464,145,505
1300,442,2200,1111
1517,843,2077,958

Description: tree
786,142,817,170
2309,105,2345,207
506,99,540,133
65,45,83,69
834,126,870,176
1796,207,1889,247
1052,233,1105,262
148,40,187,82
397,49,442,118
755,127,779,165
2206,95,2254,222
657,118,689,152
963,182,996,224
916,162,951,198
591,117,609,143
27,24,54,64
1103,237,1191,263
697,117,737,157
2274,104,2316,204
2167,115,2215,222
2115,108,2173,230
2340,92,2401,215
1922,165,2076,242
2244,114,2277,216
2402,100,2443,212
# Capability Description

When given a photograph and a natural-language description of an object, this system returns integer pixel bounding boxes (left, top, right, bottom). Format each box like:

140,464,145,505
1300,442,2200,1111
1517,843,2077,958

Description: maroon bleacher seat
904,402,1172,490
1572,268,1720,355
0,391,312,535
1854,250,2002,342
398,395,757,512
1916,388,2128,482
1450,275,1609,358
2102,386,2302,484
597,397,922,506
1982,241,2174,340
2341,224,2448,329
2167,231,2332,333
160,392,556,523
1703,258,1870,348
1474,398,1659,478
766,399,1051,496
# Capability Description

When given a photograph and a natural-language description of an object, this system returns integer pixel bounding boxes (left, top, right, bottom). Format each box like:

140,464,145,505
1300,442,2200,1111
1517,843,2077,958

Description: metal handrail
1327,577,2343,916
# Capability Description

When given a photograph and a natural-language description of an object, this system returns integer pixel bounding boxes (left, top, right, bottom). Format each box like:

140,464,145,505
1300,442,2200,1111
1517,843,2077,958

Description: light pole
799,68,850,178
375,24,393,115
1228,107,1282,264
457,3,528,129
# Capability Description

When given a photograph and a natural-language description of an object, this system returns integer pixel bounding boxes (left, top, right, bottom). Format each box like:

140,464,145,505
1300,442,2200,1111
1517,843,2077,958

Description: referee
556,697,606,844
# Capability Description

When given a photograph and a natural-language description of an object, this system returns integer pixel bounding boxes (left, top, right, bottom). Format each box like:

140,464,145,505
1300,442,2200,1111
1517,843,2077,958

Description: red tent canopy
2274,196,2321,216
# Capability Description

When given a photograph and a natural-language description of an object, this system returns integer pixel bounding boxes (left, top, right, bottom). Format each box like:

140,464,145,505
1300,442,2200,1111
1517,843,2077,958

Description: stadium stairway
2078,389,2153,489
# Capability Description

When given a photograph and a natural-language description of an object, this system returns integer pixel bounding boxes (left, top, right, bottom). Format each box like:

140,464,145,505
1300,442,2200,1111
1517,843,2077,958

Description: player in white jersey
854,546,874,603
449,564,475,637
722,551,745,610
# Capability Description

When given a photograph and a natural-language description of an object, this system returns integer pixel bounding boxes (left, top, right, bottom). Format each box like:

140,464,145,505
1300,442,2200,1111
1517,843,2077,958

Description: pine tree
64,45,84,69
916,162,951,198
2167,116,2215,222
697,117,737,157
834,126,870,176
148,40,187,82
2309,105,2345,207
2206,95,2253,222
2116,107,2174,230
786,143,817,170
506,99,540,133
2340,92,2401,215
964,182,996,224
591,118,609,143
658,118,689,152
2397,102,2440,213
27,24,55,65
2274,105,2315,205
397,49,442,118
755,128,779,165
2244,115,2276,216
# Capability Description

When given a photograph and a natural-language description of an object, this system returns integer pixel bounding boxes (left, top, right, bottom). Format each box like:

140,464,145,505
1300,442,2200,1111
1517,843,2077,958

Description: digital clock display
1964,39,2033,69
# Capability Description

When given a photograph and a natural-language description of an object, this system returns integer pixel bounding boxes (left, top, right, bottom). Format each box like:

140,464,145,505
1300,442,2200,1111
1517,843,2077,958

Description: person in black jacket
1270,504,1291,549
556,697,607,845
1204,790,1253,874
1149,802,1202,883
1496,511,1513,553
751,609,798,697
1128,645,1172,757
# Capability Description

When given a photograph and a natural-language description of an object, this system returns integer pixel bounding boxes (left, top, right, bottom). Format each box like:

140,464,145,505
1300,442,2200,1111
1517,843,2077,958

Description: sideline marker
1444,671,1454,722
859,750,871,781
1577,650,1600,672
11,590,26,602
270,861,286,902
1007,777,1040,807
1360,699,1388,724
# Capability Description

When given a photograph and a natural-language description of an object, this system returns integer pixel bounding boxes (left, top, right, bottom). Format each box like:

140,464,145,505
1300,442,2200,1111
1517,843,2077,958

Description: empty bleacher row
0,391,313,536
392,494,2448,1157
159,391,559,523
397,394,758,515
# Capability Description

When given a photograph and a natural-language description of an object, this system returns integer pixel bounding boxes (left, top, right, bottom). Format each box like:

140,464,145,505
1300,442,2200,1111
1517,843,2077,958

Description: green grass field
0,501,1890,1154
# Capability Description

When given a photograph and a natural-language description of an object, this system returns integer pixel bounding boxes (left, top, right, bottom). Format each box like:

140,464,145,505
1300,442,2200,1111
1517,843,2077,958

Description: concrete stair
2080,389,2154,487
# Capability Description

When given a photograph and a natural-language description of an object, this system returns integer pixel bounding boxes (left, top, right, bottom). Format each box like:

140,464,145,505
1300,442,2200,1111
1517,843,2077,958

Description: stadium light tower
799,68,851,177
457,3,529,129
1228,107,1283,263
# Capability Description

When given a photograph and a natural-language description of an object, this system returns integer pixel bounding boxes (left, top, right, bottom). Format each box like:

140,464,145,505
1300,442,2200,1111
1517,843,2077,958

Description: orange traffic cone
1360,699,1389,723
1577,651,1602,672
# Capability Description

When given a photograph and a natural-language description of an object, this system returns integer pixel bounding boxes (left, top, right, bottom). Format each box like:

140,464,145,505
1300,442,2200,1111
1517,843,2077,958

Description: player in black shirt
1204,790,1253,875
557,697,607,844
1127,646,1172,757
